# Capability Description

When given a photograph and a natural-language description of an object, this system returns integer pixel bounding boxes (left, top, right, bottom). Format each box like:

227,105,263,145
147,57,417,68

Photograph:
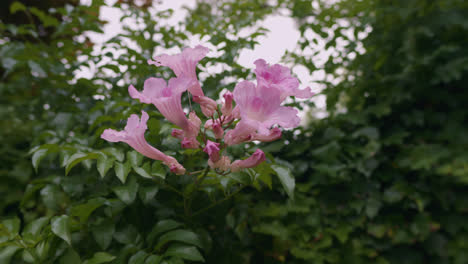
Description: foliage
1,0,468,263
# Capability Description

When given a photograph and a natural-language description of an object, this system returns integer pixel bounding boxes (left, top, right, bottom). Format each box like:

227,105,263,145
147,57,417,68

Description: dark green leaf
271,165,295,199
51,215,72,245
164,244,204,262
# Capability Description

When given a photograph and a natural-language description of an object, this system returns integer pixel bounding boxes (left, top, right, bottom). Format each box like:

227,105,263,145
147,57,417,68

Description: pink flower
101,111,185,175
232,80,300,135
221,91,234,116
231,149,266,172
129,77,191,131
254,59,314,101
203,140,221,162
148,45,209,96
193,95,217,117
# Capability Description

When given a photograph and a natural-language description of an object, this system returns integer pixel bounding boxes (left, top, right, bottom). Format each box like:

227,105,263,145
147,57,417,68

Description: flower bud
181,137,200,149
171,129,184,139
221,91,233,116
203,140,220,162
212,122,224,139
208,156,231,171
193,95,217,117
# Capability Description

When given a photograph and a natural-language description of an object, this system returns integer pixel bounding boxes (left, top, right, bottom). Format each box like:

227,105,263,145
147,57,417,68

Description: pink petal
263,106,300,130
101,129,127,142
294,86,314,99
148,45,209,96
231,149,266,172
224,119,257,146
252,127,282,142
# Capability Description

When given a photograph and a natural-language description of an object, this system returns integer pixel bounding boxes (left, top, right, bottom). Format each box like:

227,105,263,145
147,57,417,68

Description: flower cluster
101,45,313,175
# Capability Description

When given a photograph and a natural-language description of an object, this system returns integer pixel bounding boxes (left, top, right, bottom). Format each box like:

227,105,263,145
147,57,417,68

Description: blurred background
1,0,468,263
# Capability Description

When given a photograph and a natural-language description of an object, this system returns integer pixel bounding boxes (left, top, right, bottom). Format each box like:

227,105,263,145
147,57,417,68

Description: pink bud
204,119,214,129
185,111,201,138
171,129,184,139
212,122,224,139
203,140,221,162
221,91,233,116
193,95,217,117
181,137,200,149
170,163,186,175
231,149,266,172
208,156,231,171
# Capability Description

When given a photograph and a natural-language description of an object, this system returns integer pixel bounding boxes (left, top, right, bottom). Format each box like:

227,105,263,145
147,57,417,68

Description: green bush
1,0,468,263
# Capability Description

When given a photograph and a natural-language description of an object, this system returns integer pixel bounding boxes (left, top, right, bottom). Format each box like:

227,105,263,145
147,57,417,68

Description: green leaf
155,229,203,250
113,178,139,204
22,217,49,238
0,246,21,264
366,198,382,219
115,161,132,183
51,215,72,245
144,255,163,264
28,60,47,77
139,186,159,204
71,198,106,223
147,220,183,246
133,161,153,179
83,252,116,264
129,250,148,264
59,248,81,264
164,244,205,262
128,150,143,167
97,155,114,178
32,149,48,172
271,165,295,199
92,219,115,250
10,1,26,14
151,162,167,179
103,147,124,162
2,217,20,239
65,152,100,175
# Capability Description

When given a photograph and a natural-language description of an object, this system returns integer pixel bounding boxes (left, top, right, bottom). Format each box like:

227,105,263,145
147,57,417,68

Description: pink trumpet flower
148,45,209,96
129,77,191,130
101,111,186,175
230,149,266,172
254,59,314,101
203,140,221,163
232,80,300,135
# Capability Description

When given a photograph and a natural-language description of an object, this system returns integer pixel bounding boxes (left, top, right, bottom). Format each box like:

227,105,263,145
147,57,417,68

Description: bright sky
80,0,328,118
